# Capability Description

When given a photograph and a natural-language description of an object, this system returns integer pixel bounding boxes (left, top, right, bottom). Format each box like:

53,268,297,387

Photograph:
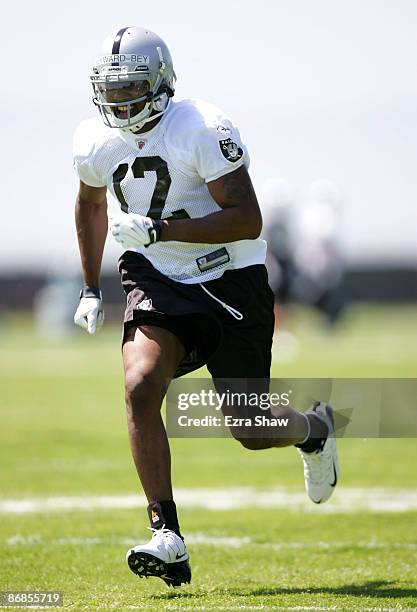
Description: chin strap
124,97,172,134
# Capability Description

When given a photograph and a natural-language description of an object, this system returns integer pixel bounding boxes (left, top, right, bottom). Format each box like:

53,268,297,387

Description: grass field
0,305,416,611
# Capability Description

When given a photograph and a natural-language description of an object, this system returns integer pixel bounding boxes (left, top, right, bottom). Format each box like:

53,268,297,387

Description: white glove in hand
74,288,104,334
109,213,162,248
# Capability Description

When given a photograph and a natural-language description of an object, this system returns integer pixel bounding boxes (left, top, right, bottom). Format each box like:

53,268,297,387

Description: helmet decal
111,27,129,61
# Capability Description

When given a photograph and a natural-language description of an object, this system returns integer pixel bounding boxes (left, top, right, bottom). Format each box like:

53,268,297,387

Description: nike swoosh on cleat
175,552,188,561
329,462,338,487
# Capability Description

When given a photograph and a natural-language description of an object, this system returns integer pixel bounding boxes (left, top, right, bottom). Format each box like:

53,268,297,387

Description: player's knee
124,368,164,419
234,436,272,451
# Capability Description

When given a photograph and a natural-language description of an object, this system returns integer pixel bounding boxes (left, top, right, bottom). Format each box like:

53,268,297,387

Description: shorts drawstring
199,284,244,321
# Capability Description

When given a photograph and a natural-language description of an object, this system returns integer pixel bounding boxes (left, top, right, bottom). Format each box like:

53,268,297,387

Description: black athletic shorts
119,251,275,380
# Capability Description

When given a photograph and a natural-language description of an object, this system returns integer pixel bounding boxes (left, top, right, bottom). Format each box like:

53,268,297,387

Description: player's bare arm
160,165,263,243
75,181,108,288
74,181,107,334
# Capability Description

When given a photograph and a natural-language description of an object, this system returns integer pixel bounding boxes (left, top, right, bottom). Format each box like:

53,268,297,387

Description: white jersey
73,98,266,283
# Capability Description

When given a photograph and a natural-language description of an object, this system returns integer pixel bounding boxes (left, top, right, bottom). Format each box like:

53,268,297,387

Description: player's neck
131,114,163,135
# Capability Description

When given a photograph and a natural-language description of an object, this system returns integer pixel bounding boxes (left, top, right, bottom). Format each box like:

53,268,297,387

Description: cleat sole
127,550,191,587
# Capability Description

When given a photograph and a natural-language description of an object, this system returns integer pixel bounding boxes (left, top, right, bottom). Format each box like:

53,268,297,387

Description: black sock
295,413,329,453
147,500,182,539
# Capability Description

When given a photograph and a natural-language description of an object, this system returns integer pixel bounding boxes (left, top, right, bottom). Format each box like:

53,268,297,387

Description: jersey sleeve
193,121,249,183
73,120,107,188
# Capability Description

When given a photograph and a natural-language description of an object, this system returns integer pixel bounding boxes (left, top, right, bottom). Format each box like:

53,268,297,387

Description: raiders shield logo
219,138,243,162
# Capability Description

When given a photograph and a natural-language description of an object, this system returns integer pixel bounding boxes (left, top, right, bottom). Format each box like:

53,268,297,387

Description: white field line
4,533,417,552
3,533,252,548
125,606,417,612
1,487,417,515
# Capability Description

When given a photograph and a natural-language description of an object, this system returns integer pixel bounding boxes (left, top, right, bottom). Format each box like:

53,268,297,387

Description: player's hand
109,213,163,248
74,287,104,334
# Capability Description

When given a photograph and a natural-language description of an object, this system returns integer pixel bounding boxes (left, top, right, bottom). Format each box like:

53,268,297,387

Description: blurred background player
260,177,296,304
292,179,347,325
262,177,347,326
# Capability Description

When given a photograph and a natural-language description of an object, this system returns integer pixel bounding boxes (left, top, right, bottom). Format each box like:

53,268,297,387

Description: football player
73,26,339,587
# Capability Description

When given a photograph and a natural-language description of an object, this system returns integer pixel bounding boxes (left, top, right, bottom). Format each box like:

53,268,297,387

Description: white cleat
298,402,340,504
126,527,191,587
